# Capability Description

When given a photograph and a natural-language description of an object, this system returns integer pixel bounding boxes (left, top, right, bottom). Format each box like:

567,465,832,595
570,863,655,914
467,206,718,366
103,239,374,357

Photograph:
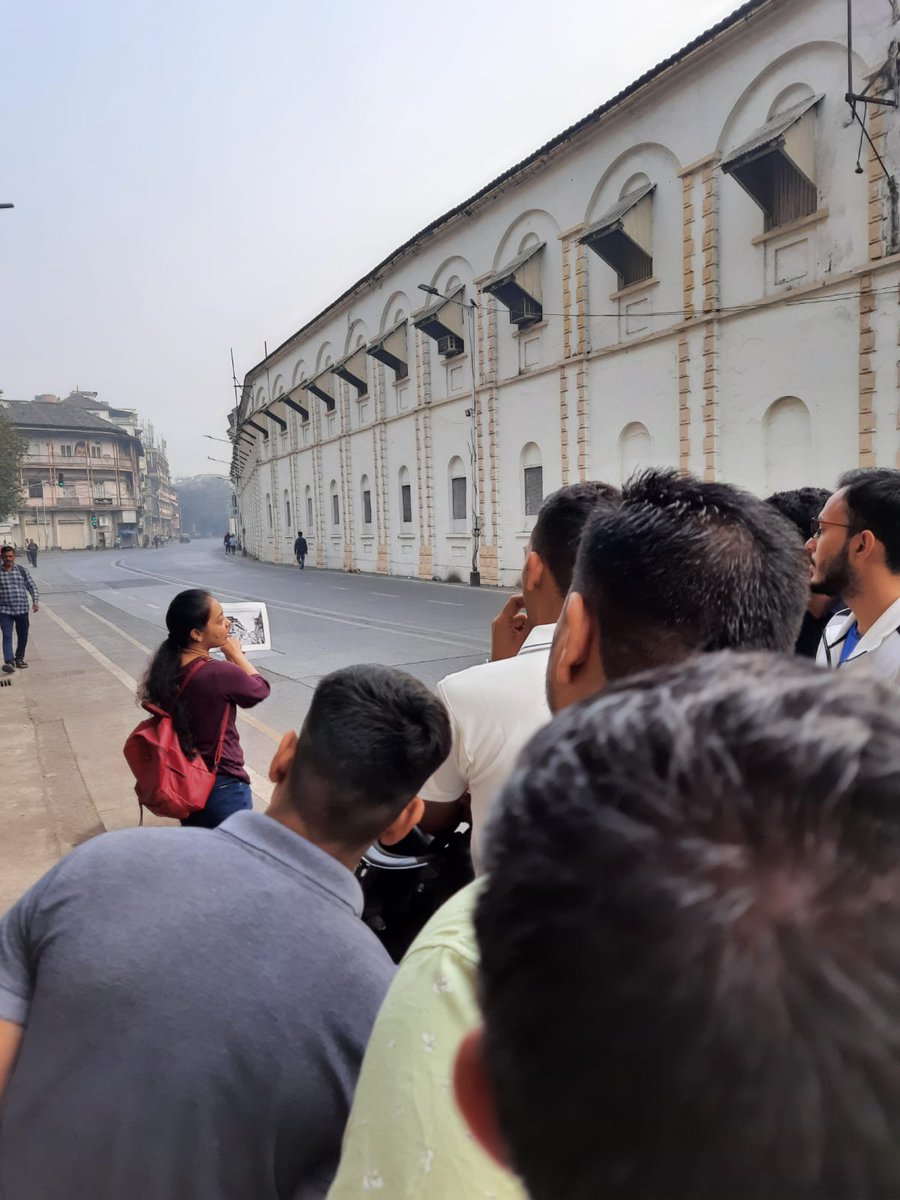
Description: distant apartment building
1,391,180,550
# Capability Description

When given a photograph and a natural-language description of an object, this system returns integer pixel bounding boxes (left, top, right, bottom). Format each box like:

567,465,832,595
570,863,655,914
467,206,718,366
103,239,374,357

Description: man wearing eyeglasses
808,468,900,684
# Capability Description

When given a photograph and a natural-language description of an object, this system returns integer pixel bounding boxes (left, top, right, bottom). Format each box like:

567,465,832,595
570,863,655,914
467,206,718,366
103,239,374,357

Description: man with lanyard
0,546,39,675
809,468,900,685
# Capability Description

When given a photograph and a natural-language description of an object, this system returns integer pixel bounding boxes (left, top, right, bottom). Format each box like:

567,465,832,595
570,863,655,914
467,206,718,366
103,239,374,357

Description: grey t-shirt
0,811,394,1200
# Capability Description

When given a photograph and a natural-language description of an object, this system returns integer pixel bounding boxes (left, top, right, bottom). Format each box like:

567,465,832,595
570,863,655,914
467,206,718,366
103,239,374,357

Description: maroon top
177,660,271,783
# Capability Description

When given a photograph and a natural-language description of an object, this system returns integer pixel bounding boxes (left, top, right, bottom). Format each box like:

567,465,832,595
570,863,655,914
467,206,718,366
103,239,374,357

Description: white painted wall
233,0,900,586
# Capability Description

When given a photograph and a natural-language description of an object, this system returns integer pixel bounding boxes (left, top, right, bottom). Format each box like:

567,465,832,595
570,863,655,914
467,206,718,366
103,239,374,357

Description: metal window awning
301,370,336,412
367,318,409,379
279,385,310,422
261,401,287,432
332,347,369,397
720,94,822,181
580,183,655,281
413,287,466,357
483,243,545,328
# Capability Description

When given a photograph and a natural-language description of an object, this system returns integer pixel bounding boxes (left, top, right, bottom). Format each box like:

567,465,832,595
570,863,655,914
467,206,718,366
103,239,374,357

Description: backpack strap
211,704,230,770
174,656,207,701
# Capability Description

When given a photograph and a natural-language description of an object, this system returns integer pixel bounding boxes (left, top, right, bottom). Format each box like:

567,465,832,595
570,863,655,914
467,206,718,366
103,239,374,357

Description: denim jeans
0,612,29,664
181,773,252,830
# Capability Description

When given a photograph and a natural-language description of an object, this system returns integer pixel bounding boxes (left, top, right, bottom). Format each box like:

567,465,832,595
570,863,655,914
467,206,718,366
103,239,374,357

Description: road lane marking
370,591,398,598
330,586,349,590
46,604,276,803
79,604,284,746
80,605,153,653
427,600,463,606
145,603,160,609
110,559,490,652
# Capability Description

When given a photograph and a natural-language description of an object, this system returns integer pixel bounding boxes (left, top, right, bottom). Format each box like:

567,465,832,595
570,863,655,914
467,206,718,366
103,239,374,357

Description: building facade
232,0,900,587
141,424,180,544
3,396,144,549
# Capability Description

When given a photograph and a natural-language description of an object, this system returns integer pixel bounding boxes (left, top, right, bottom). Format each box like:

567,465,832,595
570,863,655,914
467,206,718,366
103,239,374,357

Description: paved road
30,539,510,758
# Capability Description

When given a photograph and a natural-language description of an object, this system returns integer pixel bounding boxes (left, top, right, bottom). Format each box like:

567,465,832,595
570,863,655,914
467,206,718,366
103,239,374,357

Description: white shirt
817,595,900,687
419,624,554,873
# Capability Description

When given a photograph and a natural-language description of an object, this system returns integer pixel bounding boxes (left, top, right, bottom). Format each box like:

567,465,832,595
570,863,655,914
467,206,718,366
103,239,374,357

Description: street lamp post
418,284,481,587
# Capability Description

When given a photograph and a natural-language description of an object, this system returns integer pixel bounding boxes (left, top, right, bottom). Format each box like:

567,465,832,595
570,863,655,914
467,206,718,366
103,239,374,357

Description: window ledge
609,277,660,302
751,208,828,246
514,319,548,338
397,532,416,541
361,532,374,541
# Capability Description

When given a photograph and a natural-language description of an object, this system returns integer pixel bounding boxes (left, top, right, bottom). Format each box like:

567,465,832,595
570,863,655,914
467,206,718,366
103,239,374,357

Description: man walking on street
809,468,900,685
294,530,308,569
0,546,38,675
25,541,38,569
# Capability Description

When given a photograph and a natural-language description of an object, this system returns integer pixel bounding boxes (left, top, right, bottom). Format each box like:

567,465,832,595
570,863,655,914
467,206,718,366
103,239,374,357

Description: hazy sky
2,0,740,476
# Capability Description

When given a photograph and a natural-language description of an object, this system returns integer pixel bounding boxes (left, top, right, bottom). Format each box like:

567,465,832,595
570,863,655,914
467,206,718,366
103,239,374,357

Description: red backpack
123,659,229,822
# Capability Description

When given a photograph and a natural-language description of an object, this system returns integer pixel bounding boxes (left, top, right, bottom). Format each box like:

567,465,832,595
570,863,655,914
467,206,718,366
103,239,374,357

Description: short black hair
573,469,808,677
838,468,900,572
0,545,14,554
288,664,451,846
477,651,900,1200
765,486,830,539
530,481,619,595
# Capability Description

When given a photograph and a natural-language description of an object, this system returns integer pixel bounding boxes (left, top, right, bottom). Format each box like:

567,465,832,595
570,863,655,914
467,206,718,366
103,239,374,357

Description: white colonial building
232,0,900,587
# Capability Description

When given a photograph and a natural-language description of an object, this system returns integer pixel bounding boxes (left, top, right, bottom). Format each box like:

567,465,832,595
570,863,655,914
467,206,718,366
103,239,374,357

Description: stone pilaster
559,367,570,485
678,335,691,473
701,161,720,479
859,274,877,468
868,103,888,262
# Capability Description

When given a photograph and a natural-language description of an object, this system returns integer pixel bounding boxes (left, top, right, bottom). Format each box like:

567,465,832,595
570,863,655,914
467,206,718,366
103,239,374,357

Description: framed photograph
221,602,272,653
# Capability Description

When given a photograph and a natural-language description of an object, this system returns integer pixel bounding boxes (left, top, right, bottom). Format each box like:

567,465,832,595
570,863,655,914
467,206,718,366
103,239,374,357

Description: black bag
356,822,474,963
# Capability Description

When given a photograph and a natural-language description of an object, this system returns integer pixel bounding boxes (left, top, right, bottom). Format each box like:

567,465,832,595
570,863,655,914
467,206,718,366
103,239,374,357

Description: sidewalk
0,605,174,913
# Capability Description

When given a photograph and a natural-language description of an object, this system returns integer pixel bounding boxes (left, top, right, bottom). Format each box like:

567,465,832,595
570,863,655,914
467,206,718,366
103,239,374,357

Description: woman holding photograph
139,589,271,828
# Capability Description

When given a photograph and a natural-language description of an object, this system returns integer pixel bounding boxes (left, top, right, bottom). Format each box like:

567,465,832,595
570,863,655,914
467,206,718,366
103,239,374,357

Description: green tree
0,409,26,523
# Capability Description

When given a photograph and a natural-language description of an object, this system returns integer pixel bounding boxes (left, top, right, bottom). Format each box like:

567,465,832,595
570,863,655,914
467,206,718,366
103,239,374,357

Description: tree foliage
175,475,233,537
0,410,26,523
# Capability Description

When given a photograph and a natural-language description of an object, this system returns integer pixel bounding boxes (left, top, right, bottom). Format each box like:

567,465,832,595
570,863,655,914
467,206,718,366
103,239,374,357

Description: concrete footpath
0,605,179,913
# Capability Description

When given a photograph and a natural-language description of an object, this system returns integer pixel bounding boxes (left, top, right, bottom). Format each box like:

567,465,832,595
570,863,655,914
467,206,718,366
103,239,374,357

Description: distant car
179,535,191,543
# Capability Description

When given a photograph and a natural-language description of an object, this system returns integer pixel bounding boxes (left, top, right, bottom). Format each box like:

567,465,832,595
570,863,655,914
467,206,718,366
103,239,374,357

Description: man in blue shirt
0,546,38,673
0,664,450,1200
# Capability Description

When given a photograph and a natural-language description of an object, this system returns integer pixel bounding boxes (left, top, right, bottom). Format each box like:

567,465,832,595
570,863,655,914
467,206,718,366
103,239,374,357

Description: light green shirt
327,881,526,1199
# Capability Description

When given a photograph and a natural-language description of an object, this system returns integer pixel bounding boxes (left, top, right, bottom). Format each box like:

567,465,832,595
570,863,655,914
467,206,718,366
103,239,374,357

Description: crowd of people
0,465,899,1199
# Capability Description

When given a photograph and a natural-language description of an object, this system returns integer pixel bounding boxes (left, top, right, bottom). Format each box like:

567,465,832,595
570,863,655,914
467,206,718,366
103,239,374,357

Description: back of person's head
765,486,831,540
472,652,900,1200
288,664,451,848
530,482,619,596
139,589,213,755
573,469,807,677
838,468,900,573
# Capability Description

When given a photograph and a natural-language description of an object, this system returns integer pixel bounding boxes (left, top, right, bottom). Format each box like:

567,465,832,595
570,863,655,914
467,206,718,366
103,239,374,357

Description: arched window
283,489,291,530
449,456,467,533
618,422,651,482
764,397,811,493
399,466,413,528
265,493,273,532
330,480,340,528
305,485,313,531
521,442,543,517
361,474,373,529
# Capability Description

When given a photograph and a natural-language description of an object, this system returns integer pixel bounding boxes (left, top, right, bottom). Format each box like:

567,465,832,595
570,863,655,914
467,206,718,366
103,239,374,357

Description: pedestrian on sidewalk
25,541,38,569
0,547,38,675
0,664,450,1200
228,533,238,555
139,589,270,828
294,530,308,569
